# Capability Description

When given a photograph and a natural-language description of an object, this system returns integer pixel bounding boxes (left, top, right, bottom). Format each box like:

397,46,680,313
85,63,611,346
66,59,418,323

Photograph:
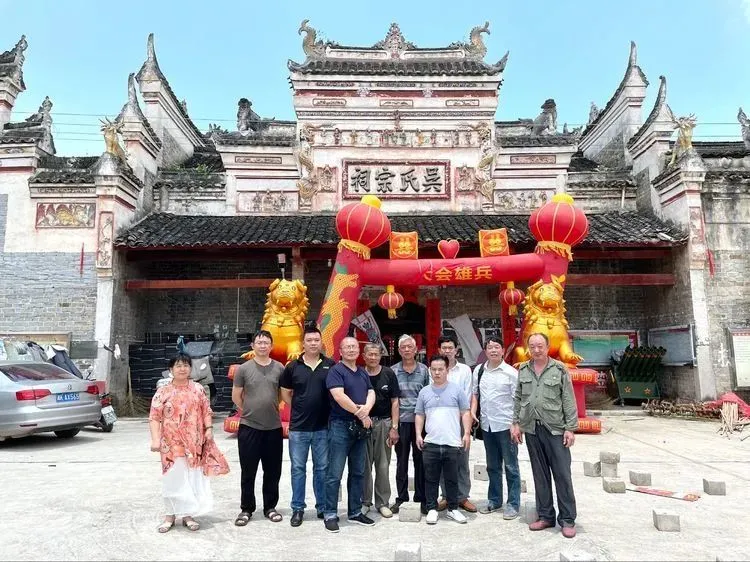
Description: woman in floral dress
149,353,229,533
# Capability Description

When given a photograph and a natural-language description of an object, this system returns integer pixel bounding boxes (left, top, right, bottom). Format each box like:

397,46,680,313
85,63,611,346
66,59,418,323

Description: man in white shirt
435,335,477,513
470,336,521,520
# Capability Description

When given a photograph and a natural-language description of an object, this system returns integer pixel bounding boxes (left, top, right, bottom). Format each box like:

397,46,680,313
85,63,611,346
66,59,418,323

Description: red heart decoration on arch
437,239,460,259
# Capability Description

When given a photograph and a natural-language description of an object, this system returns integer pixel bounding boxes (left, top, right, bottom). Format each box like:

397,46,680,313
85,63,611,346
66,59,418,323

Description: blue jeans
324,419,367,520
288,429,328,513
484,429,521,510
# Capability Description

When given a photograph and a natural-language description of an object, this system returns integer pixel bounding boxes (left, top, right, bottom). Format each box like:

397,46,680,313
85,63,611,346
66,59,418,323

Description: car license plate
56,392,80,403
102,406,117,424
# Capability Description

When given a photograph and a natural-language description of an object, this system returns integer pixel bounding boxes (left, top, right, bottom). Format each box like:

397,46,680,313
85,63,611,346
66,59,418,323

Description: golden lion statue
241,279,309,364
513,274,583,367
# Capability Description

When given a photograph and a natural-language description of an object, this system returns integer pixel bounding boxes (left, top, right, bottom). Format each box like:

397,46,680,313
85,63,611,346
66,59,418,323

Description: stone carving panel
96,211,114,269
494,190,551,211
234,155,282,165
510,155,556,165
35,202,95,228
237,191,297,213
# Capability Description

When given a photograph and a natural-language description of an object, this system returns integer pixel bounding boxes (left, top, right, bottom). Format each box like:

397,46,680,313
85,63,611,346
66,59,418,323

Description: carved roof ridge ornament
136,33,165,82
117,73,147,123
739,107,750,149
23,96,56,155
0,34,28,88
464,21,490,60
669,113,697,167
628,40,637,67
371,23,416,58
299,19,327,60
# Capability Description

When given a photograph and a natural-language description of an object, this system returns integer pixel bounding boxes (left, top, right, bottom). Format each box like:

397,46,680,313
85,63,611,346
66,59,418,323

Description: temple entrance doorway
368,301,426,364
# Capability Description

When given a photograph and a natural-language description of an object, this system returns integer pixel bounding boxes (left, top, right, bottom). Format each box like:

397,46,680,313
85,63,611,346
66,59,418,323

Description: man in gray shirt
415,354,472,525
232,330,285,526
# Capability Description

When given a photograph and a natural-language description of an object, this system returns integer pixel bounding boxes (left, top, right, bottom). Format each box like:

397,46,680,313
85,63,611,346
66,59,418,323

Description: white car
0,361,102,440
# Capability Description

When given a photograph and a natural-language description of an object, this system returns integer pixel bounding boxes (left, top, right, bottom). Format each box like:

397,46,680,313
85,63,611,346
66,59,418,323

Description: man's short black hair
437,334,459,348
303,326,321,337
428,354,449,368
484,336,504,349
253,329,273,343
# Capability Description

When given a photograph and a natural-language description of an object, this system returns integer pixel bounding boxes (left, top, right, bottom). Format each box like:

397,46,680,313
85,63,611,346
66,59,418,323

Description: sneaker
479,503,502,514
361,504,371,515
378,506,393,518
290,510,304,527
529,519,555,531
503,506,519,520
446,509,467,524
437,499,448,512
390,500,404,514
324,518,339,533
348,513,375,527
426,509,439,525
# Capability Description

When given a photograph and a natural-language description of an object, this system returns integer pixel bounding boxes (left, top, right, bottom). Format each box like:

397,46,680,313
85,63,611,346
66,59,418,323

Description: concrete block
703,479,726,495
583,461,601,477
602,478,626,493
523,501,538,524
521,479,527,493
629,470,651,486
560,551,597,561
599,451,621,464
398,503,422,523
394,543,422,562
652,509,680,532
473,462,489,481
408,475,414,491
600,462,618,478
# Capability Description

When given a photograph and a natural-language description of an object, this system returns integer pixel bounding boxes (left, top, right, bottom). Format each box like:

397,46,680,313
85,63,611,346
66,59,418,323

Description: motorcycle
92,392,117,432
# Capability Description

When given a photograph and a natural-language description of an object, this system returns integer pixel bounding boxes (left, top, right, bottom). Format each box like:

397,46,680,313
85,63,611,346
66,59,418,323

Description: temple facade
1,23,749,407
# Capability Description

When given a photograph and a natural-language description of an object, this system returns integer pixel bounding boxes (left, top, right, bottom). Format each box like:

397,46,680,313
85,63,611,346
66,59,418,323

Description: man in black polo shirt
361,342,400,518
280,326,335,527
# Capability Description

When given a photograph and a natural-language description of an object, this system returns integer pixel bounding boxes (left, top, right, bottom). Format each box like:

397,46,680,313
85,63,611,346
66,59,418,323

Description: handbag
471,363,487,441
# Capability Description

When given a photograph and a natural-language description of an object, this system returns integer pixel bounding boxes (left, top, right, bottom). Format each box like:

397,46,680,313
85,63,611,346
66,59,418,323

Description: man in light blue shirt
415,355,472,525
471,336,521,519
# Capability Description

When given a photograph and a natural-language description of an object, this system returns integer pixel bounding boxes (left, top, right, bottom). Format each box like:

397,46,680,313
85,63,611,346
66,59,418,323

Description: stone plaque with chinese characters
342,160,450,200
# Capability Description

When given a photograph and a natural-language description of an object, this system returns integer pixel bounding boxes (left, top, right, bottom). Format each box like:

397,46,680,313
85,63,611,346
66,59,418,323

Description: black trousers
394,422,425,503
525,422,577,527
422,443,460,511
238,424,283,515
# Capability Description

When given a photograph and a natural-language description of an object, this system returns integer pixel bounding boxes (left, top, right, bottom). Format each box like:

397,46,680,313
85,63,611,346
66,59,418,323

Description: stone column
654,151,716,399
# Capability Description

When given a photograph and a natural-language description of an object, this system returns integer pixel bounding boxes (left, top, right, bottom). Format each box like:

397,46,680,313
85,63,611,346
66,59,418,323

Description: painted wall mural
35,202,95,228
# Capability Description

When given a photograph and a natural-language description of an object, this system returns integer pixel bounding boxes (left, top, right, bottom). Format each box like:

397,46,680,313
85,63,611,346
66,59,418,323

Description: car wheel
54,428,81,439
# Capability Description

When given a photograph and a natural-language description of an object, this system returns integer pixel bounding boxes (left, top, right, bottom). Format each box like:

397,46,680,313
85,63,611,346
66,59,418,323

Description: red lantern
378,285,404,319
500,282,524,316
335,195,392,259
529,193,589,260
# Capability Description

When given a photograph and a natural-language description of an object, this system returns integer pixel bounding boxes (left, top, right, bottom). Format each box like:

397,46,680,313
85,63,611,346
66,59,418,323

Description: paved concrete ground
1,414,748,561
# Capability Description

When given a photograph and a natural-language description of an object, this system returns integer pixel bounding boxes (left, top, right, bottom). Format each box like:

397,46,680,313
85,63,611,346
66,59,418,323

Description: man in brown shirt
232,330,285,526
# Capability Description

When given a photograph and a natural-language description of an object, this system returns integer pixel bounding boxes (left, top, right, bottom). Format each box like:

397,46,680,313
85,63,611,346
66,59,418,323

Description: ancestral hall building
1,23,749,405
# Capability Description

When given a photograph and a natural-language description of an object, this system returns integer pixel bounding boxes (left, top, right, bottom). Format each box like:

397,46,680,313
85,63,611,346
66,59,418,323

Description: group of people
148,327,580,538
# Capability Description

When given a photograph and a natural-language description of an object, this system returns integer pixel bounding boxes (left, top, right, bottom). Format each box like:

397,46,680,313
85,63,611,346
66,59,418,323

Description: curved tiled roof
115,211,687,249
627,76,671,150
287,58,507,76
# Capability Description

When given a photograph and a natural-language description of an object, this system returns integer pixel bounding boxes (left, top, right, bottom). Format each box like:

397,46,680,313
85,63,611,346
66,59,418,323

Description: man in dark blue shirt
323,336,376,533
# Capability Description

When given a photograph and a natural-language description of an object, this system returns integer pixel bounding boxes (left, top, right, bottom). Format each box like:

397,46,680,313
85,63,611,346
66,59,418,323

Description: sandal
157,516,175,533
182,517,200,531
234,511,252,526
265,509,283,523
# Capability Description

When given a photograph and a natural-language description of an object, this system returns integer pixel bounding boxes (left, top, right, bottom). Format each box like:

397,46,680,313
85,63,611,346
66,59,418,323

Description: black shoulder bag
471,363,486,441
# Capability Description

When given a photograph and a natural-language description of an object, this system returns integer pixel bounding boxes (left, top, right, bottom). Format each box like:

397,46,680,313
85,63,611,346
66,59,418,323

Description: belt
370,416,391,421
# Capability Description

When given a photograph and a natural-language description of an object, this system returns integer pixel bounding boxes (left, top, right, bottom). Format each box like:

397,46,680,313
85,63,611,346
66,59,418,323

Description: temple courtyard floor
1,412,748,561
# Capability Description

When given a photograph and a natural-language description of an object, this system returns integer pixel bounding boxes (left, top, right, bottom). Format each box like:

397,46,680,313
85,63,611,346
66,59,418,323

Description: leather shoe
529,519,555,531
290,511,304,527
561,526,576,538
459,499,477,513
437,499,448,512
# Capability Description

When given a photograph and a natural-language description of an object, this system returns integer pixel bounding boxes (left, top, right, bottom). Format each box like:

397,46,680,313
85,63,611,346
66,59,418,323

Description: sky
2,0,749,156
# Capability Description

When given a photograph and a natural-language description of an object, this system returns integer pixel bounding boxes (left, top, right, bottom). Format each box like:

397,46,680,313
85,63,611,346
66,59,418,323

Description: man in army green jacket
510,332,578,539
